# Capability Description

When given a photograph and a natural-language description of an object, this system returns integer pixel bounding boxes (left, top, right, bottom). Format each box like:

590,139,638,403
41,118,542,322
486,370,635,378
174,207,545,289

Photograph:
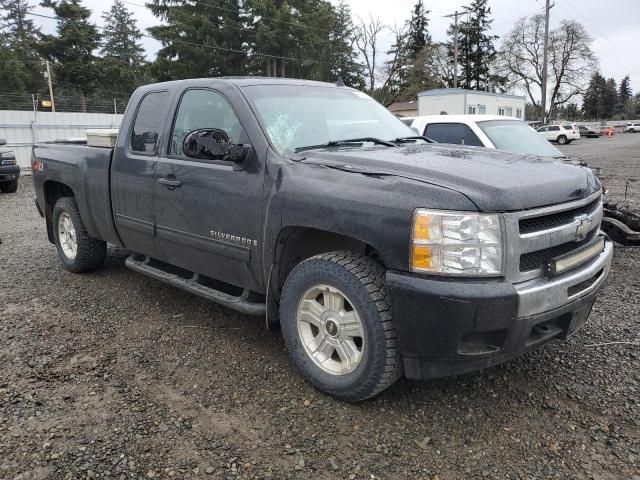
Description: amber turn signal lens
413,214,431,241
412,245,432,270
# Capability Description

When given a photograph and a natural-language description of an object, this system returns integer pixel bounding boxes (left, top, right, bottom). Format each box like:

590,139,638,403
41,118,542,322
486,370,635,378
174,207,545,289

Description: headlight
411,209,503,276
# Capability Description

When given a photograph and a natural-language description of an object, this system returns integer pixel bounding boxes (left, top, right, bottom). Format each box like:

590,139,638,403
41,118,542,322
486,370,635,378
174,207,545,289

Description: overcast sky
32,0,640,93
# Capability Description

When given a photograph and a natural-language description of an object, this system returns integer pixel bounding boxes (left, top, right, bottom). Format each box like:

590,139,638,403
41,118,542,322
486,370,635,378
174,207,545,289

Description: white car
624,122,640,133
409,115,565,159
536,124,580,144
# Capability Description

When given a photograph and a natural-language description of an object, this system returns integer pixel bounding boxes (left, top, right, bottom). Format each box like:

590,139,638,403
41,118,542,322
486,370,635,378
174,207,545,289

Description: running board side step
125,255,266,316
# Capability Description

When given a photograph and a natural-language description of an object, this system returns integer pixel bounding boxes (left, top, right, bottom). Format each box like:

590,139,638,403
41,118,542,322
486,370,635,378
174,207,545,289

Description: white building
417,88,526,120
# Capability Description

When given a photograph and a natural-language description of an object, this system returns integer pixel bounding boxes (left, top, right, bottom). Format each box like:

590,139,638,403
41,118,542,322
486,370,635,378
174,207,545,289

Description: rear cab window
130,91,169,154
424,123,483,147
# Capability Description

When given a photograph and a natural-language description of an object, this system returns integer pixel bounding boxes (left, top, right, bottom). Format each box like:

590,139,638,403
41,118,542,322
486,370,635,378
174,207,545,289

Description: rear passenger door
111,90,169,259
423,123,484,146
154,88,265,292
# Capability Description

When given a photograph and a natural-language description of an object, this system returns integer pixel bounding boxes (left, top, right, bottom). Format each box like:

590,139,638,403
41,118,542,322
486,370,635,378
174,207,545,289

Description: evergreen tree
583,72,608,119
98,0,146,99
39,0,101,111
406,0,431,57
149,0,341,81
246,0,337,80
447,0,498,90
384,0,434,101
0,0,45,96
329,0,364,89
616,75,632,115
148,0,246,81
603,77,618,118
619,75,632,102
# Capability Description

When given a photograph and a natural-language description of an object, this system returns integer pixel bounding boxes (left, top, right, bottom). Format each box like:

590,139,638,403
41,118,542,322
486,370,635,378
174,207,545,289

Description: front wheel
280,251,403,402
52,197,107,272
557,135,568,145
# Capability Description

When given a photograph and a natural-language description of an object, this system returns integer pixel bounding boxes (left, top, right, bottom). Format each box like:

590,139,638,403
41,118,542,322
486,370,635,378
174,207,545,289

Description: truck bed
32,142,120,245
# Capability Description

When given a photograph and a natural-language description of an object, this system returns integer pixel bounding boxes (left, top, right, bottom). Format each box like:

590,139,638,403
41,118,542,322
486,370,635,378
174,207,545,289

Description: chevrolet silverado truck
0,138,19,193
32,78,613,402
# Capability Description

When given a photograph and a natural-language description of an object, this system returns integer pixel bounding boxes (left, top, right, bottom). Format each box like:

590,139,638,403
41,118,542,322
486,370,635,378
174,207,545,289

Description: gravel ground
557,131,640,210
1,137,639,480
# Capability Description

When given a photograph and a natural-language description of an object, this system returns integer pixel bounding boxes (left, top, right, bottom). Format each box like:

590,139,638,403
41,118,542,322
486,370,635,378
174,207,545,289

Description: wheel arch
265,226,385,329
43,180,75,243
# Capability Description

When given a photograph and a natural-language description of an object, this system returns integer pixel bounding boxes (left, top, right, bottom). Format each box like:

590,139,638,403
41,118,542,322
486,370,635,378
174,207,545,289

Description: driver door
154,88,264,292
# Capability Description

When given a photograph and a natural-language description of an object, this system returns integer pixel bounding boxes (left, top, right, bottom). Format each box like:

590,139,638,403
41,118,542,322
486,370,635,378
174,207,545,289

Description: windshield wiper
392,136,434,144
294,137,396,153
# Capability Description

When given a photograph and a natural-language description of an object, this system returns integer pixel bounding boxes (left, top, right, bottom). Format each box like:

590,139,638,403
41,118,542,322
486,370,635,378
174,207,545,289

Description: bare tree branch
497,15,597,119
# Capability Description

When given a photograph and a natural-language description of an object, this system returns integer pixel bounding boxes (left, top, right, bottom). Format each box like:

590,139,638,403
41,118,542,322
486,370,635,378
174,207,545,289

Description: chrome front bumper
515,238,613,317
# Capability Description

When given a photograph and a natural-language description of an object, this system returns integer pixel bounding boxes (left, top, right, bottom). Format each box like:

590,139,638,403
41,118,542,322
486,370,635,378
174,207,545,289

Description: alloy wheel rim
58,212,78,260
296,284,365,376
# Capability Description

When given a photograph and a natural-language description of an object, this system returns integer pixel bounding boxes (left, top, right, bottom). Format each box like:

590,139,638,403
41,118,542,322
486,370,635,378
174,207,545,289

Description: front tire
280,251,403,402
1,180,18,193
52,197,106,273
557,135,568,145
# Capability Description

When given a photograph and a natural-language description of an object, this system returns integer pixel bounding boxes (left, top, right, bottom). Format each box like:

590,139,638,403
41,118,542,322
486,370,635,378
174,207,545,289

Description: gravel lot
557,131,640,210
1,135,639,480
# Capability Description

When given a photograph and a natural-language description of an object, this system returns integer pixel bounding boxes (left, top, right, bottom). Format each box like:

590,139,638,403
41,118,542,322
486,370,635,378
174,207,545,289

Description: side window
424,123,483,147
170,89,243,156
131,91,169,153
550,126,560,131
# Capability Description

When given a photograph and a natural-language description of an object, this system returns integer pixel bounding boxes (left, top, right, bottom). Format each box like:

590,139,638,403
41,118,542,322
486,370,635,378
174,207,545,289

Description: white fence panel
0,110,123,172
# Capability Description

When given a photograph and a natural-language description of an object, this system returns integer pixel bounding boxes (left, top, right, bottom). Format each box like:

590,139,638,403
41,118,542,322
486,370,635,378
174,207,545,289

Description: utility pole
444,9,469,89
540,0,553,123
45,60,56,113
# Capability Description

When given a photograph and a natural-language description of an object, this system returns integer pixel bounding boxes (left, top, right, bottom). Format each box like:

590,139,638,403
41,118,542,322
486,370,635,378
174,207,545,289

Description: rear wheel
280,251,402,402
557,135,568,145
0,179,18,193
52,197,106,272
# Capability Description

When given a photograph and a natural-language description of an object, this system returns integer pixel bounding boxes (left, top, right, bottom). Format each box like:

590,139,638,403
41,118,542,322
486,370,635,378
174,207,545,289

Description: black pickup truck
32,78,613,402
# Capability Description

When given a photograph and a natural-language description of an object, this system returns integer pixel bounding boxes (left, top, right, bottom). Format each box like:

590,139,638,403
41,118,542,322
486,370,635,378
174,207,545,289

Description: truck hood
299,143,601,211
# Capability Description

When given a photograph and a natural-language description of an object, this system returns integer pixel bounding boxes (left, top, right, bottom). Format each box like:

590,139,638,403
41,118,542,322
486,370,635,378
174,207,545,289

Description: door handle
158,177,182,189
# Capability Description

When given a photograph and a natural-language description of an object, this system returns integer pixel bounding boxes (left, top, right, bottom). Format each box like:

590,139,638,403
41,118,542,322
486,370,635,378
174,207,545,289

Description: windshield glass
477,119,564,158
243,85,415,154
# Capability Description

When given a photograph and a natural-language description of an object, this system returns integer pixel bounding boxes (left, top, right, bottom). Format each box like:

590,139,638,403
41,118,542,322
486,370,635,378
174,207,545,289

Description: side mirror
0,138,6,146
183,129,252,169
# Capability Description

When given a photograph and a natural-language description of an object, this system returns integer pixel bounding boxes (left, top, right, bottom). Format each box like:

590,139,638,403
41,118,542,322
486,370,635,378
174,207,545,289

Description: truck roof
136,77,341,92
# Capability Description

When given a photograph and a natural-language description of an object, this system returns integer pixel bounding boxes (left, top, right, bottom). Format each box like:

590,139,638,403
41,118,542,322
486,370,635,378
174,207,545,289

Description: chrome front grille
518,198,601,235
503,191,604,283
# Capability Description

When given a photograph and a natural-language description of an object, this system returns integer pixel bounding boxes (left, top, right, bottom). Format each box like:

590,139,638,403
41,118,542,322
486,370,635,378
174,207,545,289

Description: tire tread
53,197,106,273
281,250,403,402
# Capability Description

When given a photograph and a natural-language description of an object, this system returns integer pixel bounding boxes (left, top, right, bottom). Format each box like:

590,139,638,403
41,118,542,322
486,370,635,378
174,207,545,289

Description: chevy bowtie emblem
575,214,592,241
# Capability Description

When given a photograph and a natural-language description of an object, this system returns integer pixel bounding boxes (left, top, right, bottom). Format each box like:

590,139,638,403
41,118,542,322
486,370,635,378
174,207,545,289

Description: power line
558,0,639,74
160,0,333,34
27,11,334,65
120,0,322,45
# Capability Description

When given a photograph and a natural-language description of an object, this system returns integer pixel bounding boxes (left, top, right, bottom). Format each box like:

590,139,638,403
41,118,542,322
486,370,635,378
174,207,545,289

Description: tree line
0,0,636,120
0,0,506,112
